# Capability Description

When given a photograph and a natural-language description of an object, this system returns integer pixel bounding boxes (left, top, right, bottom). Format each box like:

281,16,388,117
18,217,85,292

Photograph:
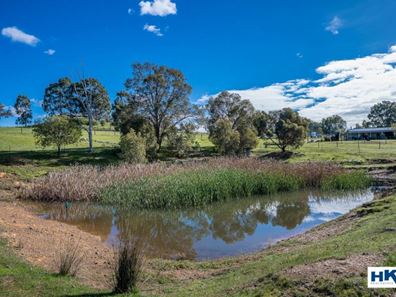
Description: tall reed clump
99,167,370,209
100,169,304,209
56,239,84,277
113,239,143,294
321,171,372,191
22,158,371,208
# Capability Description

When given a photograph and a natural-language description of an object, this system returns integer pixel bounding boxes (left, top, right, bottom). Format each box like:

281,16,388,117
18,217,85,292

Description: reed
113,239,143,294
100,167,369,209
22,158,371,209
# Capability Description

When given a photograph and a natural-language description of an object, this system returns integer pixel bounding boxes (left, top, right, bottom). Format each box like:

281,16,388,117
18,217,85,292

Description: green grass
0,127,120,152
254,138,396,165
0,148,121,180
1,126,395,179
100,168,371,209
2,127,396,165
0,127,121,179
0,238,101,297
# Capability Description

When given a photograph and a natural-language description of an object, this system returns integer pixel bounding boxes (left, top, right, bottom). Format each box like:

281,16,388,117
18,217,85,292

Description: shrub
33,116,82,157
120,130,147,164
113,239,143,294
167,131,194,158
56,240,83,276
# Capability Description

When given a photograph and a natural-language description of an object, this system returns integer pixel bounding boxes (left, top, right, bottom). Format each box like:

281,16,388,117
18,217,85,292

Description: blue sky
1,0,396,126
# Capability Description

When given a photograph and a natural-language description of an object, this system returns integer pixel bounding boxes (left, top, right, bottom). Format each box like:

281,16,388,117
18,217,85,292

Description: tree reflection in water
37,190,372,260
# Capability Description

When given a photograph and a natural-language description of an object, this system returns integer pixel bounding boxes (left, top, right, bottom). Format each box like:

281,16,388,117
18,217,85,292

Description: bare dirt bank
0,201,114,289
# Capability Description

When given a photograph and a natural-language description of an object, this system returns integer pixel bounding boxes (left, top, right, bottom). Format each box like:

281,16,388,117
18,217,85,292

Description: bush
120,130,147,164
113,239,143,294
33,116,82,157
167,131,195,158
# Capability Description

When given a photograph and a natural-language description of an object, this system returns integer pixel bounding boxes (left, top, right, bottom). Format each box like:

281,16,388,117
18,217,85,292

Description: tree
167,123,197,158
307,120,322,137
42,77,73,115
122,63,197,154
267,108,308,152
14,95,32,133
367,101,396,127
112,91,148,135
119,130,147,164
321,115,346,140
71,78,111,153
209,119,240,155
362,120,373,128
253,111,271,138
239,127,258,154
0,103,11,118
33,116,82,157
206,91,258,155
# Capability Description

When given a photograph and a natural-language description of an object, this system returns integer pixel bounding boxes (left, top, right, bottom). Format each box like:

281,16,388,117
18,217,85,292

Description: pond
33,189,374,260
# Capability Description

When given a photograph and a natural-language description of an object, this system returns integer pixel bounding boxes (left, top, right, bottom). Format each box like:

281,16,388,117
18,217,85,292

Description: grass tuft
113,239,143,294
56,239,84,277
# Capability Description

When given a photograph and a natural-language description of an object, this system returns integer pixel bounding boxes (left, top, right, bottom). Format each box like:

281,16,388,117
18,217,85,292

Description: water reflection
36,190,373,260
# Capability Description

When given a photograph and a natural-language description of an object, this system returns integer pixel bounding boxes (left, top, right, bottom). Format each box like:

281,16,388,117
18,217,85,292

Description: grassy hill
1,126,396,179
0,127,120,152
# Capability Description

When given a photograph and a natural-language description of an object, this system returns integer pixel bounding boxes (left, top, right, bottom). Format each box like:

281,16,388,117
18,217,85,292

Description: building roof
346,127,395,134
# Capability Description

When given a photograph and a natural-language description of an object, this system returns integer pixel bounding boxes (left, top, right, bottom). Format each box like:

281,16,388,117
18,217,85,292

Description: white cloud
1,26,40,46
4,106,17,117
31,98,43,107
139,0,177,16
296,52,303,59
198,45,396,126
43,49,56,56
325,16,342,35
143,24,163,36
128,8,134,15
196,94,211,105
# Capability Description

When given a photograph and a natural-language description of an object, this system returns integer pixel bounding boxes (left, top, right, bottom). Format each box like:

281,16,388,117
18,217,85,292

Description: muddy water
33,190,373,260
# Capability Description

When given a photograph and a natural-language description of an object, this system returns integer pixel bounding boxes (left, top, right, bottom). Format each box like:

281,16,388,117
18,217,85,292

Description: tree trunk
155,125,162,153
157,137,162,152
20,127,23,134
88,116,93,153
57,145,61,157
